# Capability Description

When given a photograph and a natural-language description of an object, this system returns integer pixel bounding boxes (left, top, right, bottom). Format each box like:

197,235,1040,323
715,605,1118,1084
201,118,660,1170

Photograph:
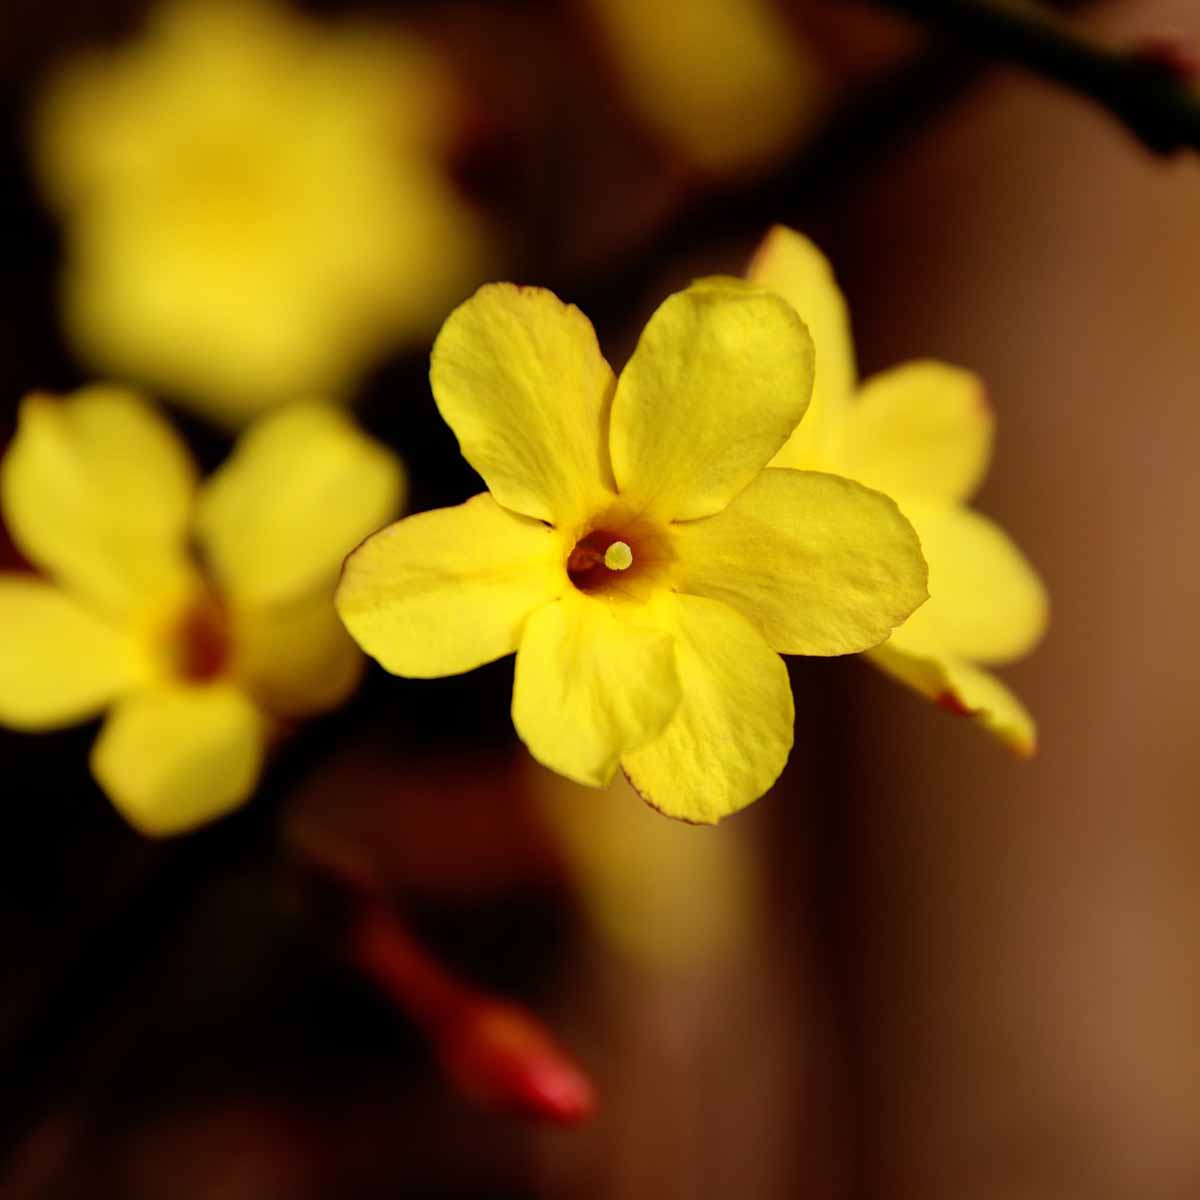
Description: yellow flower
336,281,928,823
747,226,1048,754
584,0,828,176
32,0,491,426
0,388,404,835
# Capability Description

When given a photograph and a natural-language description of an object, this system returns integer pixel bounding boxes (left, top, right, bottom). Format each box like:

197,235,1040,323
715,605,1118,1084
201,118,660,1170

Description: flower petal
622,593,792,824
512,592,680,788
868,616,1037,756
429,284,617,527
905,500,1047,665
91,682,264,836
1,387,196,617
233,588,364,719
746,226,857,470
0,574,149,729
196,402,405,608
609,283,814,522
336,493,566,678
673,467,928,655
837,361,993,503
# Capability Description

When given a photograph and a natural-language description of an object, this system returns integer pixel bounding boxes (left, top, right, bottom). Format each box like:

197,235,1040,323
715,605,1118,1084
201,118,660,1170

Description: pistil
603,541,633,571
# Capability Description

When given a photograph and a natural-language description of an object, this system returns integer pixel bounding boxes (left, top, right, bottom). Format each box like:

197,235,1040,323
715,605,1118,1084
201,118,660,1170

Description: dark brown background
2,2,1199,1197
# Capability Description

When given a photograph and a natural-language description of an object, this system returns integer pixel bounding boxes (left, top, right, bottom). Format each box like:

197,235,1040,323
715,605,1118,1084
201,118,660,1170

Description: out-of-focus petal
336,494,566,678
430,284,617,529
906,501,1048,665
91,682,264,836
868,611,1037,756
512,593,680,789
586,0,826,176
622,593,792,824
233,588,364,719
0,387,196,617
747,226,857,470
535,766,763,969
609,284,813,522
673,468,927,655
0,574,150,729
196,402,404,608
837,361,993,503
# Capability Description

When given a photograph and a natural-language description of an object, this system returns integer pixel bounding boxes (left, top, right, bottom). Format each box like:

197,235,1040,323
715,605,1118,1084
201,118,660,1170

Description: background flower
582,0,829,177
748,225,1048,753
0,387,404,833
31,0,493,425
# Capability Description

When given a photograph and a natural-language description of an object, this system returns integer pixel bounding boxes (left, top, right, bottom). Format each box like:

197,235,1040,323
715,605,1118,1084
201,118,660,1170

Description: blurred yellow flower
337,281,927,823
0,387,404,835
535,765,763,970
584,0,828,176
748,226,1048,754
32,0,491,426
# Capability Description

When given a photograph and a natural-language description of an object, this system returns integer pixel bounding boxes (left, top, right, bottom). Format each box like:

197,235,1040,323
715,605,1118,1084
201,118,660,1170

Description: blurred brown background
3,1,1200,1197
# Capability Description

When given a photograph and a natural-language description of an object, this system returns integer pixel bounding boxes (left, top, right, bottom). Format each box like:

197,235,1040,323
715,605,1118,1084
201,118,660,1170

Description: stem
297,837,596,1124
865,0,1200,154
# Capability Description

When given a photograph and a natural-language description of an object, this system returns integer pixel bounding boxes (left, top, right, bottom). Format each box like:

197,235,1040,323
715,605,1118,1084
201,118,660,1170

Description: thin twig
296,835,597,1124
865,0,1200,154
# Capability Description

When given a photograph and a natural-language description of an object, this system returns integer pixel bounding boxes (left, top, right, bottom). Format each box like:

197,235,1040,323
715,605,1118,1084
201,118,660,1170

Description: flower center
565,509,673,599
567,530,629,590
173,594,233,683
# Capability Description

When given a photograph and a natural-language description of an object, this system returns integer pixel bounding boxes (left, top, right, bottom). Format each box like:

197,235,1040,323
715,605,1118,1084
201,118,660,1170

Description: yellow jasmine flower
32,0,491,426
584,0,828,176
336,281,928,823
0,388,404,835
747,226,1048,754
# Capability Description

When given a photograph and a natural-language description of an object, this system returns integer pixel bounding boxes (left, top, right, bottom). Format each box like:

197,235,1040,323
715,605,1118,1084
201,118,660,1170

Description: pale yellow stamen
604,541,633,571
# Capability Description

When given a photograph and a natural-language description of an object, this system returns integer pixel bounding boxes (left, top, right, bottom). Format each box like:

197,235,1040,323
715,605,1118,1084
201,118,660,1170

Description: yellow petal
610,283,814,522
867,621,1037,757
336,493,566,678
585,0,826,175
837,361,993,503
511,592,680,789
196,402,404,608
91,682,264,836
622,593,792,824
232,587,364,719
0,574,150,729
673,467,928,655
747,226,857,470
905,500,1047,665
429,284,617,528
1,387,196,617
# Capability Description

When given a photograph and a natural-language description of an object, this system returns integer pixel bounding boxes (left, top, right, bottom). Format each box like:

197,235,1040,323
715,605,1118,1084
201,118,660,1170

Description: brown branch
864,0,1200,154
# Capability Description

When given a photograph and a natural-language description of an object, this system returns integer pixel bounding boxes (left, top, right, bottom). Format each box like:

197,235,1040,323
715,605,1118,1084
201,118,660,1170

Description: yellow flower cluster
337,232,1045,823
0,224,1047,835
6,0,1048,839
